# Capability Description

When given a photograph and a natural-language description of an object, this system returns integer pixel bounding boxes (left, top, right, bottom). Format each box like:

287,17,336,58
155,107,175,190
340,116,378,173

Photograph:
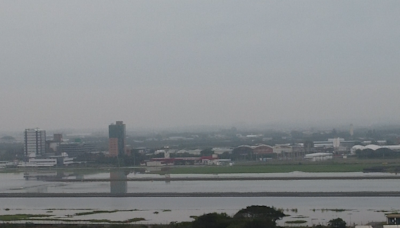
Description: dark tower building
108,121,126,157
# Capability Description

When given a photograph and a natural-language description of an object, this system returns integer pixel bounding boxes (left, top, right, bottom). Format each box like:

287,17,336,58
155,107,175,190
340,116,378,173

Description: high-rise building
24,128,46,157
108,121,126,157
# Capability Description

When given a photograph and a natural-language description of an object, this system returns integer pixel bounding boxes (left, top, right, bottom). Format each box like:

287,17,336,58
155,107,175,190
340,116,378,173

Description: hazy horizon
1,1,399,132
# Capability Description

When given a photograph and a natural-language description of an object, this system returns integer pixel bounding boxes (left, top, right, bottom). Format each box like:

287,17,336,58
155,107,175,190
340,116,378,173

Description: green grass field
164,162,390,174
2,158,400,175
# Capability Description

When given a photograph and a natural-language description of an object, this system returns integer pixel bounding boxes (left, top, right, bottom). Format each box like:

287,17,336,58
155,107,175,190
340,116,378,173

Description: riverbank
44,175,400,182
164,160,400,174
2,158,400,174
1,191,400,197
1,197,396,226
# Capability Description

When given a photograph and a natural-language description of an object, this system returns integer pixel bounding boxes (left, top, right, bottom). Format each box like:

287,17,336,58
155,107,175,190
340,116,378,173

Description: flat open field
166,163,367,174
2,158,400,175
165,158,400,174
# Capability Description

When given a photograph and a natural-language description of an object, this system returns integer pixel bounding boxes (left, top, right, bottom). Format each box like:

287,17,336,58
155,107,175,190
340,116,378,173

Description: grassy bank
2,158,400,175
163,162,390,174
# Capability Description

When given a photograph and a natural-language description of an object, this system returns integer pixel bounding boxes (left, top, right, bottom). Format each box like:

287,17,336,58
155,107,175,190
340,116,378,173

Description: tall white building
24,128,46,157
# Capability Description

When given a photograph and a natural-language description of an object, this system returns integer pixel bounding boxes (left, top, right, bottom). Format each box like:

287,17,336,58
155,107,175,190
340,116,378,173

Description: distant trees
233,205,285,222
0,143,23,161
192,213,232,228
219,152,231,159
171,152,193,158
366,129,381,139
290,131,303,139
170,205,285,228
200,148,214,156
231,147,253,161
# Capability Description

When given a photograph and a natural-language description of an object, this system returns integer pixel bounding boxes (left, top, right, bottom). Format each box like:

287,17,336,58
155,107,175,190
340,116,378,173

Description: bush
233,205,285,222
328,218,346,228
192,213,232,228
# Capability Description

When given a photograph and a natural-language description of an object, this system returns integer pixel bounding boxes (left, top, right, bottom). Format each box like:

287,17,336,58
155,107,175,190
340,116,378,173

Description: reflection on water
23,170,75,180
3,170,400,194
1,171,400,225
26,185,48,193
110,170,128,194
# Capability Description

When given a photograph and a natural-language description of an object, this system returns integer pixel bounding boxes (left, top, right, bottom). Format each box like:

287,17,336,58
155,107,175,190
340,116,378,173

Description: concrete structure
175,149,202,155
304,152,333,161
384,226,400,228
155,150,170,158
202,157,232,165
18,152,75,167
58,142,95,157
386,214,400,227
141,156,228,166
274,144,305,160
0,161,16,168
212,147,233,155
45,133,64,154
232,145,253,158
252,145,273,155
312,138,355,154
333,137,341,149
232,145,274,156
24,128,46,157
108,121,126,157
18,158,57,167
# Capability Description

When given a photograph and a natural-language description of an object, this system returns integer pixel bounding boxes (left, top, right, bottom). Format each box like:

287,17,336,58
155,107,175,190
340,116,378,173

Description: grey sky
1,0,399,131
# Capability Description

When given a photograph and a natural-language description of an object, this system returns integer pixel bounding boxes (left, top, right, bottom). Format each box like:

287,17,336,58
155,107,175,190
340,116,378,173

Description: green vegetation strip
166,163,376,174
285,220,308,224
0,213,145,224
43,217,145,224
292,215,308,218
0,214,52,221
74,209,137,216
313,209,351,212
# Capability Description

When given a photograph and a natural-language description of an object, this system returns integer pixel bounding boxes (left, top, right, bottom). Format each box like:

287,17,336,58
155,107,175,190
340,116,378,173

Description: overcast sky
1,0,400,132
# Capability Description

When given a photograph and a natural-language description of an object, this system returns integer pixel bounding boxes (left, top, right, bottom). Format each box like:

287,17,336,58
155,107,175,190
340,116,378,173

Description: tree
200,148,214,156
328,218,346,228
233,205,285,222
171,206,285,228
225,219,275,228
192,213,232,228
290,131,303,139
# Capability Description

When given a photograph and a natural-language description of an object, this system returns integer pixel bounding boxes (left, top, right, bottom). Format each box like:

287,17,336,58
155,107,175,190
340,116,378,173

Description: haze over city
1,1,400,132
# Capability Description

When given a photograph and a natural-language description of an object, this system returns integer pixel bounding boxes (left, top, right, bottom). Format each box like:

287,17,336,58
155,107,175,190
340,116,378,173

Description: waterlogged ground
0,197,399,225
0,171,399,225
0,171,398,194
